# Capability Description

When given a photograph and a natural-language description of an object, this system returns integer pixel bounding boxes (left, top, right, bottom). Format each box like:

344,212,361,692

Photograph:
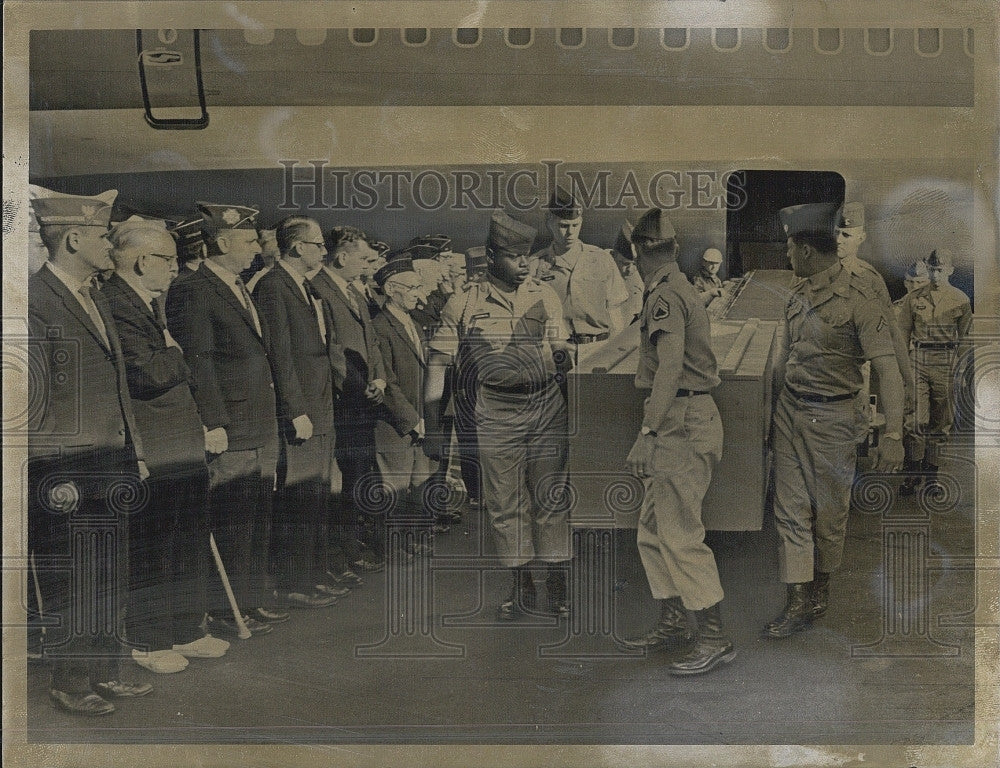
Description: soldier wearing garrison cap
528,185,630,351
834,200,915,417
691,247,728,308
425,211,574,619
896,247,972,496
28,186,153,714
764,202,904,641
624,207,736,677
166,201,286,636
609,219,645,326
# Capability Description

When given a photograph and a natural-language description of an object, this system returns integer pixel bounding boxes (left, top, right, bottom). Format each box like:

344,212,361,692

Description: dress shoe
283,591,338,608
242,615,275,633
92,680,154,698
314,582,351,598
251,606,291,624
498,568,537,620
667,603,738,676
353,555,385,572
432,522,451,534
545,564,570,619
172,635,230,658
622,597,695,651
327,569,363,586
762,583,814,639
49,689,115,716
131,648,189,673
207,614,270,637
438,509,463,524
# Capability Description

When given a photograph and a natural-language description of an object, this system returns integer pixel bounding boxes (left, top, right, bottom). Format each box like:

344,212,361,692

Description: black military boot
622,597,695,651
762,582,814,638
922,458,940,486
545,563,570,618
667,602,737,676
810,571,831,619
898,459,923,497
498,567,536,620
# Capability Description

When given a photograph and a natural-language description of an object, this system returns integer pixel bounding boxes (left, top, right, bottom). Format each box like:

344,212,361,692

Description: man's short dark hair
791,231,838,256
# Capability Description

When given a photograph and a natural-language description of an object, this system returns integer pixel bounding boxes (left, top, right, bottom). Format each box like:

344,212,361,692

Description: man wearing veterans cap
409,235,461,342
165,202,284,637
425,211,574,619
528,185,631,351
371,254,435,555
836,201,914,404
623,208,736,676
27,186,153,714
252,216,344,608
311,226,393,574
765,202,904,640
691,248,727,307
896,248,972,495
102,217,226,673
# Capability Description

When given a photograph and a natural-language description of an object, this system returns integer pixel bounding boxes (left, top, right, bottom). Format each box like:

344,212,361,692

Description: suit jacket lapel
387,310,425,367
41,265,111,353
108,273,160,330
275,263,313,309
202,267,264,341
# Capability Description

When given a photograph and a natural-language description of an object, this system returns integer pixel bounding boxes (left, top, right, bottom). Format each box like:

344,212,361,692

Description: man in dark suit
311,226,392,574
252,216,345,608
165,202,283,636
28,187,153,715
102,217,228,673
371,255,429,554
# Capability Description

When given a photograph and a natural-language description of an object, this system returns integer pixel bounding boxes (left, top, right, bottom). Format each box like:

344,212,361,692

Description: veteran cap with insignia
465,246,488,273
837,201,865,230
369,239,391,256
196,201,259,232
167,217,207,261
778,202,841,239
374,253,417,288
613,220,635,260
407,243,440,260
410,234,452,254
29,185,118,228
702,248,723,263
927,249,954,269
631,208,677,246
486,210,537,258
547,185,583,220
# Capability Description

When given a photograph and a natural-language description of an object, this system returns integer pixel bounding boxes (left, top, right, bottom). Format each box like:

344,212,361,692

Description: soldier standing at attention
529,186,630,353
897,249,972,495
424,211,575,619
623,208,736,676
764,203,904,639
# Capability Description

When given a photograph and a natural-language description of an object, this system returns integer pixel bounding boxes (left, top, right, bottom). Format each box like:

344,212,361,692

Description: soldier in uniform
425,211,575,619
609,220,645,326
691,248,726,307
622,208,737,676
528,186,630,352
896,249,972,495
28,187,153,714
764,203,904,639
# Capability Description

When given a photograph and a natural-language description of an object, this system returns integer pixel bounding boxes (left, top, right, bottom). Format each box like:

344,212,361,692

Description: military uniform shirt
528,243,630,336
634,262,721,392
784,263,895,397
842,255,892,308
692,272,723,296
898,283,973,345
429,275,567,390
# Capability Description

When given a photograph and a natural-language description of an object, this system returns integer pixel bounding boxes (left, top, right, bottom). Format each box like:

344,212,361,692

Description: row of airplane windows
221,27,975,57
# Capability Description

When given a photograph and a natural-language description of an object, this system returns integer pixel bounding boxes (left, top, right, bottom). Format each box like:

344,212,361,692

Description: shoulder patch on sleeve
651,296,671,321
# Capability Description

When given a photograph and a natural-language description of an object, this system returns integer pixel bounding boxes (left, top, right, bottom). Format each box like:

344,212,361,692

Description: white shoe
131,648,189,674
172,635,230,658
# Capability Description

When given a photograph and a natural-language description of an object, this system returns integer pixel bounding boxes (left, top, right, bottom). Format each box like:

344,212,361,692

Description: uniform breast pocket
470,317,514,351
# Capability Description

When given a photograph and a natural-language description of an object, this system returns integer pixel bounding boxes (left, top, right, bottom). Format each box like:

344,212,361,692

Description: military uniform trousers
637,394,725,611
908,349,957,466
772,387,868,583
476,380,570,567
272,433,331,593
28,447,135,693
206,439,277,613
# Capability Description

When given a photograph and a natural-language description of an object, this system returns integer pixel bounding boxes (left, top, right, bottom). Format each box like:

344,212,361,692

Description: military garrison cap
167,217,206,259
196,202,259,231
465,246,488,272
408,243,440,260
374,253,417,288
778,202,840,239
613,220,635,260
29,186,117,228
547,185,583,220
410,234,452,254
486,211,536,258
631,208,677,243
927,249,954,268
837,201,865,229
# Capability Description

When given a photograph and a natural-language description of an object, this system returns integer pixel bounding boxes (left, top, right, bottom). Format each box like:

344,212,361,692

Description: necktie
234,277,263,336
305,280,327,344
152,295,168,330
403,313,424,359
78,282,110,347
345,285,362,318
